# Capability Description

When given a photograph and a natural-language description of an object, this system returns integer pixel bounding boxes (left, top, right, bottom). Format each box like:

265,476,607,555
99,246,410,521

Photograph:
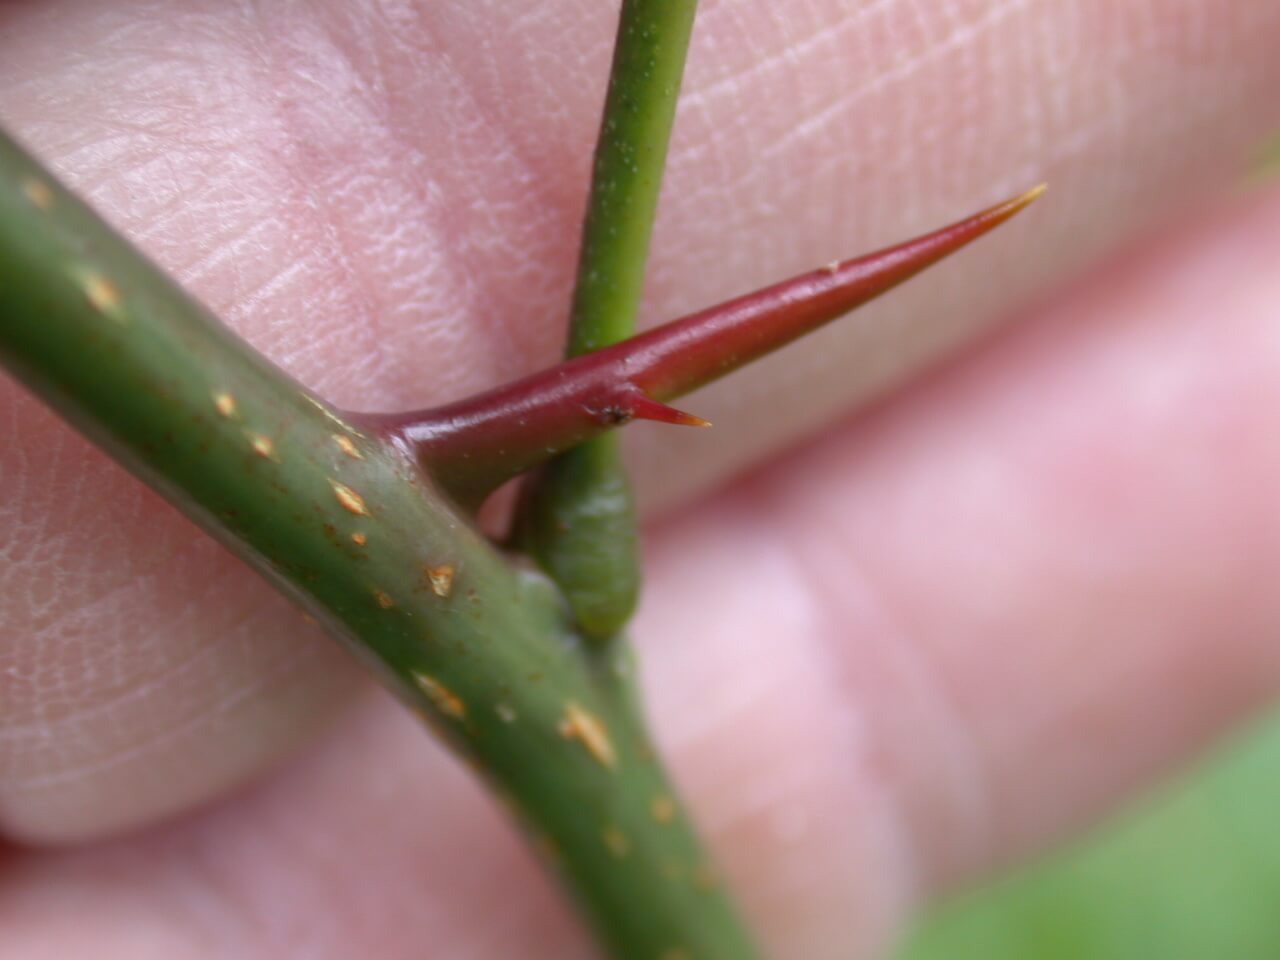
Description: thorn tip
988,182,1048,221
629,394,712,428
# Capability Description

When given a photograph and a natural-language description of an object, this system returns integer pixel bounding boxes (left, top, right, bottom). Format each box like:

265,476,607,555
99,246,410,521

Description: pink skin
2,2,1280,958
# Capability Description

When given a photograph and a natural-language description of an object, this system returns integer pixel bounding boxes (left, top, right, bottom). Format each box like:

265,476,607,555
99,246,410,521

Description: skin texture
2,1,1280,957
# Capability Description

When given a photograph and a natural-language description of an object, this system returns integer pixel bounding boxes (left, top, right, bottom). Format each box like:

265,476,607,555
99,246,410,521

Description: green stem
521,431,642,640
568,0,698,356
525,0,700,641
0,130,757,959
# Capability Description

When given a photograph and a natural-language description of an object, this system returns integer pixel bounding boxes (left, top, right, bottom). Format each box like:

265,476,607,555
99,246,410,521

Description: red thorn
628,184,1049,400
627,394,712,428
360,185,1045,503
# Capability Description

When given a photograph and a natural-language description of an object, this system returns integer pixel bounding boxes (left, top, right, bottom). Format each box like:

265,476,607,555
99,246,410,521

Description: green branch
568,0,699,356
0,3,1047,951
0,129,757,959
524,0,700,641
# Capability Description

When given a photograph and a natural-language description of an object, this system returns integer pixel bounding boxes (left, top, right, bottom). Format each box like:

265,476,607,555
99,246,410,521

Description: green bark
0,128,758,959
527,0,700,641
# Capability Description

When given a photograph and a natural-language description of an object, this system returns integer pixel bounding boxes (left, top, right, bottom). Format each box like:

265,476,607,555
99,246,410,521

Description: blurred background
898,121,1280,932
892,139,1280,960
899,703,1280,959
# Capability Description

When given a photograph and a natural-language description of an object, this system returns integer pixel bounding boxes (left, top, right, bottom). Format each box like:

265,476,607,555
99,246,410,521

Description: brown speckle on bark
426,564,455,598
334,434,363,459
558,701,617,769
413,672,467,720
331,481,369,516
22,178,53,210
249,434,275,459
81,271,122,319
650,793,677,824
214,392,237,419
602,826,630,859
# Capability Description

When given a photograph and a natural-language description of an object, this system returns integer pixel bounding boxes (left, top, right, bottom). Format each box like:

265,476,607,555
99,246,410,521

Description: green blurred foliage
899,708,1280,960
1247,132,1280,182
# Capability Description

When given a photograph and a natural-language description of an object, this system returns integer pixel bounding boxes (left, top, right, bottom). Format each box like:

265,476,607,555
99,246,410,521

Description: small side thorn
629,394,711,428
